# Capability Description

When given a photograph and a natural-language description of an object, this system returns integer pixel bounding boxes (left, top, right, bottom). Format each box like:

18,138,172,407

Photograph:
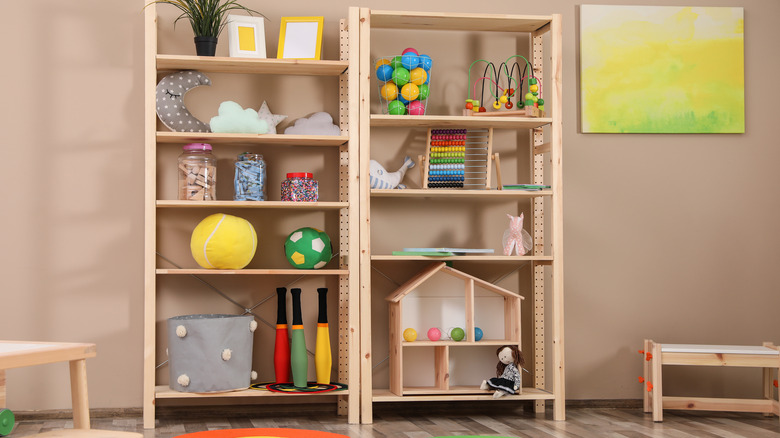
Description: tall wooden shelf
355,8,564,422
143,5,360,428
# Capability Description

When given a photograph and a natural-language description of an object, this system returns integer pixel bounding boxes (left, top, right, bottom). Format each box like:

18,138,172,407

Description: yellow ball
401,83,420,101
190,213,257,269
410,67,427,85
380,82,398,101
403,328,417,342
529,84,539,93
375,58,391,69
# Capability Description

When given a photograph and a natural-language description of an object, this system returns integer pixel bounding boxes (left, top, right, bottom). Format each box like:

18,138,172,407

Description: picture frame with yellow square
227,15,266,58
277,16,324,60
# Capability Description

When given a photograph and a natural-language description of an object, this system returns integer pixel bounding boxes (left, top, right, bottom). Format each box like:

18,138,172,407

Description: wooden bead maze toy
420,128,502,189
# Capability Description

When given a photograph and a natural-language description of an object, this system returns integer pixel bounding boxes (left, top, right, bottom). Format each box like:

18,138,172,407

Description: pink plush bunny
502,213,533,256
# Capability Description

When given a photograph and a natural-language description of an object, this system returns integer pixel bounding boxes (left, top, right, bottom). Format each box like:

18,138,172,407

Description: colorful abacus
423,128,494,189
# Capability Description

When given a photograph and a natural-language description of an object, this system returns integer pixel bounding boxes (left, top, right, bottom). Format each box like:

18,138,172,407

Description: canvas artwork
580,5,744,133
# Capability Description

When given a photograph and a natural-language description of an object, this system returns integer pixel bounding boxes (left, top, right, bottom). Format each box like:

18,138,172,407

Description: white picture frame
227,15,266,58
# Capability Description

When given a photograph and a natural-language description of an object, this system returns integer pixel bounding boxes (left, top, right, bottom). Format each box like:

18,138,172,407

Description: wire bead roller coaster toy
464,55,545,117
420,128,502,189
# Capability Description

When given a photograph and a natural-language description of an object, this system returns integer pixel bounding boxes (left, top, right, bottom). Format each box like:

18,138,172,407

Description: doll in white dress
480,345,524,398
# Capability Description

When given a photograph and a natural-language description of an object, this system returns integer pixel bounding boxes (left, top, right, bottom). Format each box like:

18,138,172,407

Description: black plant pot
194,36,218,56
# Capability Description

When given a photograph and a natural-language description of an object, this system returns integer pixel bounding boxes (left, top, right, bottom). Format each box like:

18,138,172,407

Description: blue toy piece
401,53,420,70
474,327,484,341
418,54,433,71
376,63,394,82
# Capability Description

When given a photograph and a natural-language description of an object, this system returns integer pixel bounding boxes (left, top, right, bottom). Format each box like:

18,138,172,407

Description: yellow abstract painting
580,5,744,133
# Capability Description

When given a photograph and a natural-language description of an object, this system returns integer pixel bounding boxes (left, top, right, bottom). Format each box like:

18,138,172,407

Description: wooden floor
9,406,780,437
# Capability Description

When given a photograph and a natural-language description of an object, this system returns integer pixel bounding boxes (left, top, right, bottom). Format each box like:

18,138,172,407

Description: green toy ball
418,83,430,100
388,100,407,115
392,67,410,86
389,55,404,69
284,227,332,269
450,327,465,341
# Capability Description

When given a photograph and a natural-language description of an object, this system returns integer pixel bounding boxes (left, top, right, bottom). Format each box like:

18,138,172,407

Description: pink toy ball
427,327,441,341
408,100,426,116
402,47,418,55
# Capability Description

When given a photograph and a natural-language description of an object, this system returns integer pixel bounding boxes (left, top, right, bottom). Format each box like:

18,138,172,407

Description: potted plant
148,0,263,56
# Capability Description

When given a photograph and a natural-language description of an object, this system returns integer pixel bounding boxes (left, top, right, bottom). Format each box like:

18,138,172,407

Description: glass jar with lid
234,152,266,201
281,172,318,202
178,143,217,201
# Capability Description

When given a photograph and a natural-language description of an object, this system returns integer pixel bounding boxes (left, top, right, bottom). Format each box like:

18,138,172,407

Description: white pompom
249,320,258,332
251,370,258,380
177,374,190,387
176,325,187,338
222,348,232,361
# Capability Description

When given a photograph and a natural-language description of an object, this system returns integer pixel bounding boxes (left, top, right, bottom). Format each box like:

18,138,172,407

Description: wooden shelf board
156,55,348,76
402,340,520,347
370,114,551,129
371,189,552,199
156,269,348,275
372,387,554,402
157,200,347,209
157,132,349,146
371,255,552,262
369,11,552,32
155,385,349,399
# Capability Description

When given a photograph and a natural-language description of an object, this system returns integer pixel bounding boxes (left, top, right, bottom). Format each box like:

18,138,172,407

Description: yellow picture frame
277,16,324,60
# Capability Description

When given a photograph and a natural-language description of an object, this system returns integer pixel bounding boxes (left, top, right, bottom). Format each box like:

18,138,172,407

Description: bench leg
643,339,651,413
69,359,90,429
651,341,663,422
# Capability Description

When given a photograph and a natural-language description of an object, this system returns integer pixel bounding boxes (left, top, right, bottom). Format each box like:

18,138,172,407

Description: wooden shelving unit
144,6,360,428
355,8,564,422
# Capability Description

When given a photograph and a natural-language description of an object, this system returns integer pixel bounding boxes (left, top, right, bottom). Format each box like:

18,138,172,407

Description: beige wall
1,0,778,411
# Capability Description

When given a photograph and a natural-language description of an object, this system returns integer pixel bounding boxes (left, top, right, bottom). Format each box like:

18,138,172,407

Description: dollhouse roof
385,262,525,303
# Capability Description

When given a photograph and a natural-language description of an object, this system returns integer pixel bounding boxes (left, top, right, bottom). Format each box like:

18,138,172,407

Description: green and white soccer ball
284,227,332,269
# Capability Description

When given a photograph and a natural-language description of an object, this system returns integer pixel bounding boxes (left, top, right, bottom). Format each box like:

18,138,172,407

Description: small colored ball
474,327,484,342
529,84,539,93
465,102,473,110
389,55,404,69
376,64,394,82
403,328,417,342
537,98,545,106
388,100,407,115
529,77,538,85
401,53,420,70
410,67,428,86
375,58,390,69
427,327,441,341
499,95,508,103
392,67,410,86
418,84,430,100
401,83,420,101
450,327,465,342
380,82,398,101
478,106,486,112
402,47,418,55
397,93,410,104
525,92,535,101
284,227,332,270
408,100,426,115
418,54,433,71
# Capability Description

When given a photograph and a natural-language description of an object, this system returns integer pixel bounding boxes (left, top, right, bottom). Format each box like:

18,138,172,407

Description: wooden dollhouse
385,262,524,396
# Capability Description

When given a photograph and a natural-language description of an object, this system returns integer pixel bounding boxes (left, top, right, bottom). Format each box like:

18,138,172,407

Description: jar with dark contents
178,143,216,200
281,172,318,202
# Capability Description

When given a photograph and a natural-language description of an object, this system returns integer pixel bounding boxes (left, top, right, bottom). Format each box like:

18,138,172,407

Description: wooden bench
642,339,780,422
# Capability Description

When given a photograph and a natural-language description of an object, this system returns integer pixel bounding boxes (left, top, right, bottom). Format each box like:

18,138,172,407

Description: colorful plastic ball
191,213,257,269
410,67,427,86
478,106,486,112
529,83,539,93
400,83,420,101
389,55,404,69
418,54,432,71
417,84,430,100
401,53,420,70
427,327,441,341
380,82,398,101
465,101,473,110
499,94,508,103
375,58,390,69
403,328,418,342
450,327,465,342
391,67,410,86
408,100,426,116
402,47,418,55
474,327,484,342
284,227,332,270
388,100,407,115
397,93,410,104
376,64,394,82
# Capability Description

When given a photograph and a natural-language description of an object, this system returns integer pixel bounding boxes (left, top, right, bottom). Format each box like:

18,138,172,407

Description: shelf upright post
142,0,158,429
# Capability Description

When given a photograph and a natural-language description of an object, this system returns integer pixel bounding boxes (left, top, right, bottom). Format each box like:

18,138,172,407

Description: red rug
174,429,348,438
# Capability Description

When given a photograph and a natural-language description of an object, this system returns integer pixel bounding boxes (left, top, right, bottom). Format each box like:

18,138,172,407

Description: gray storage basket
167,314,255,392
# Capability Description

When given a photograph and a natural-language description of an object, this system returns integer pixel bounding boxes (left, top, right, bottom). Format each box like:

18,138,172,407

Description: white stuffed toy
369,156,415,189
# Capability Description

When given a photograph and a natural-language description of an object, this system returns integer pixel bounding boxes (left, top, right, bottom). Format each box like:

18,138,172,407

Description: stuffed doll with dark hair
480,345,524,398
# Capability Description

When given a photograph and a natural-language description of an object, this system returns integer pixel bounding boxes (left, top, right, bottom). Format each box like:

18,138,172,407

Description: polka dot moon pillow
156,70,211,132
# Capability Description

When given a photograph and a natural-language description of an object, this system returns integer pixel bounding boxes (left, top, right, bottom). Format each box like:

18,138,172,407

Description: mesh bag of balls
375,48,432,116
